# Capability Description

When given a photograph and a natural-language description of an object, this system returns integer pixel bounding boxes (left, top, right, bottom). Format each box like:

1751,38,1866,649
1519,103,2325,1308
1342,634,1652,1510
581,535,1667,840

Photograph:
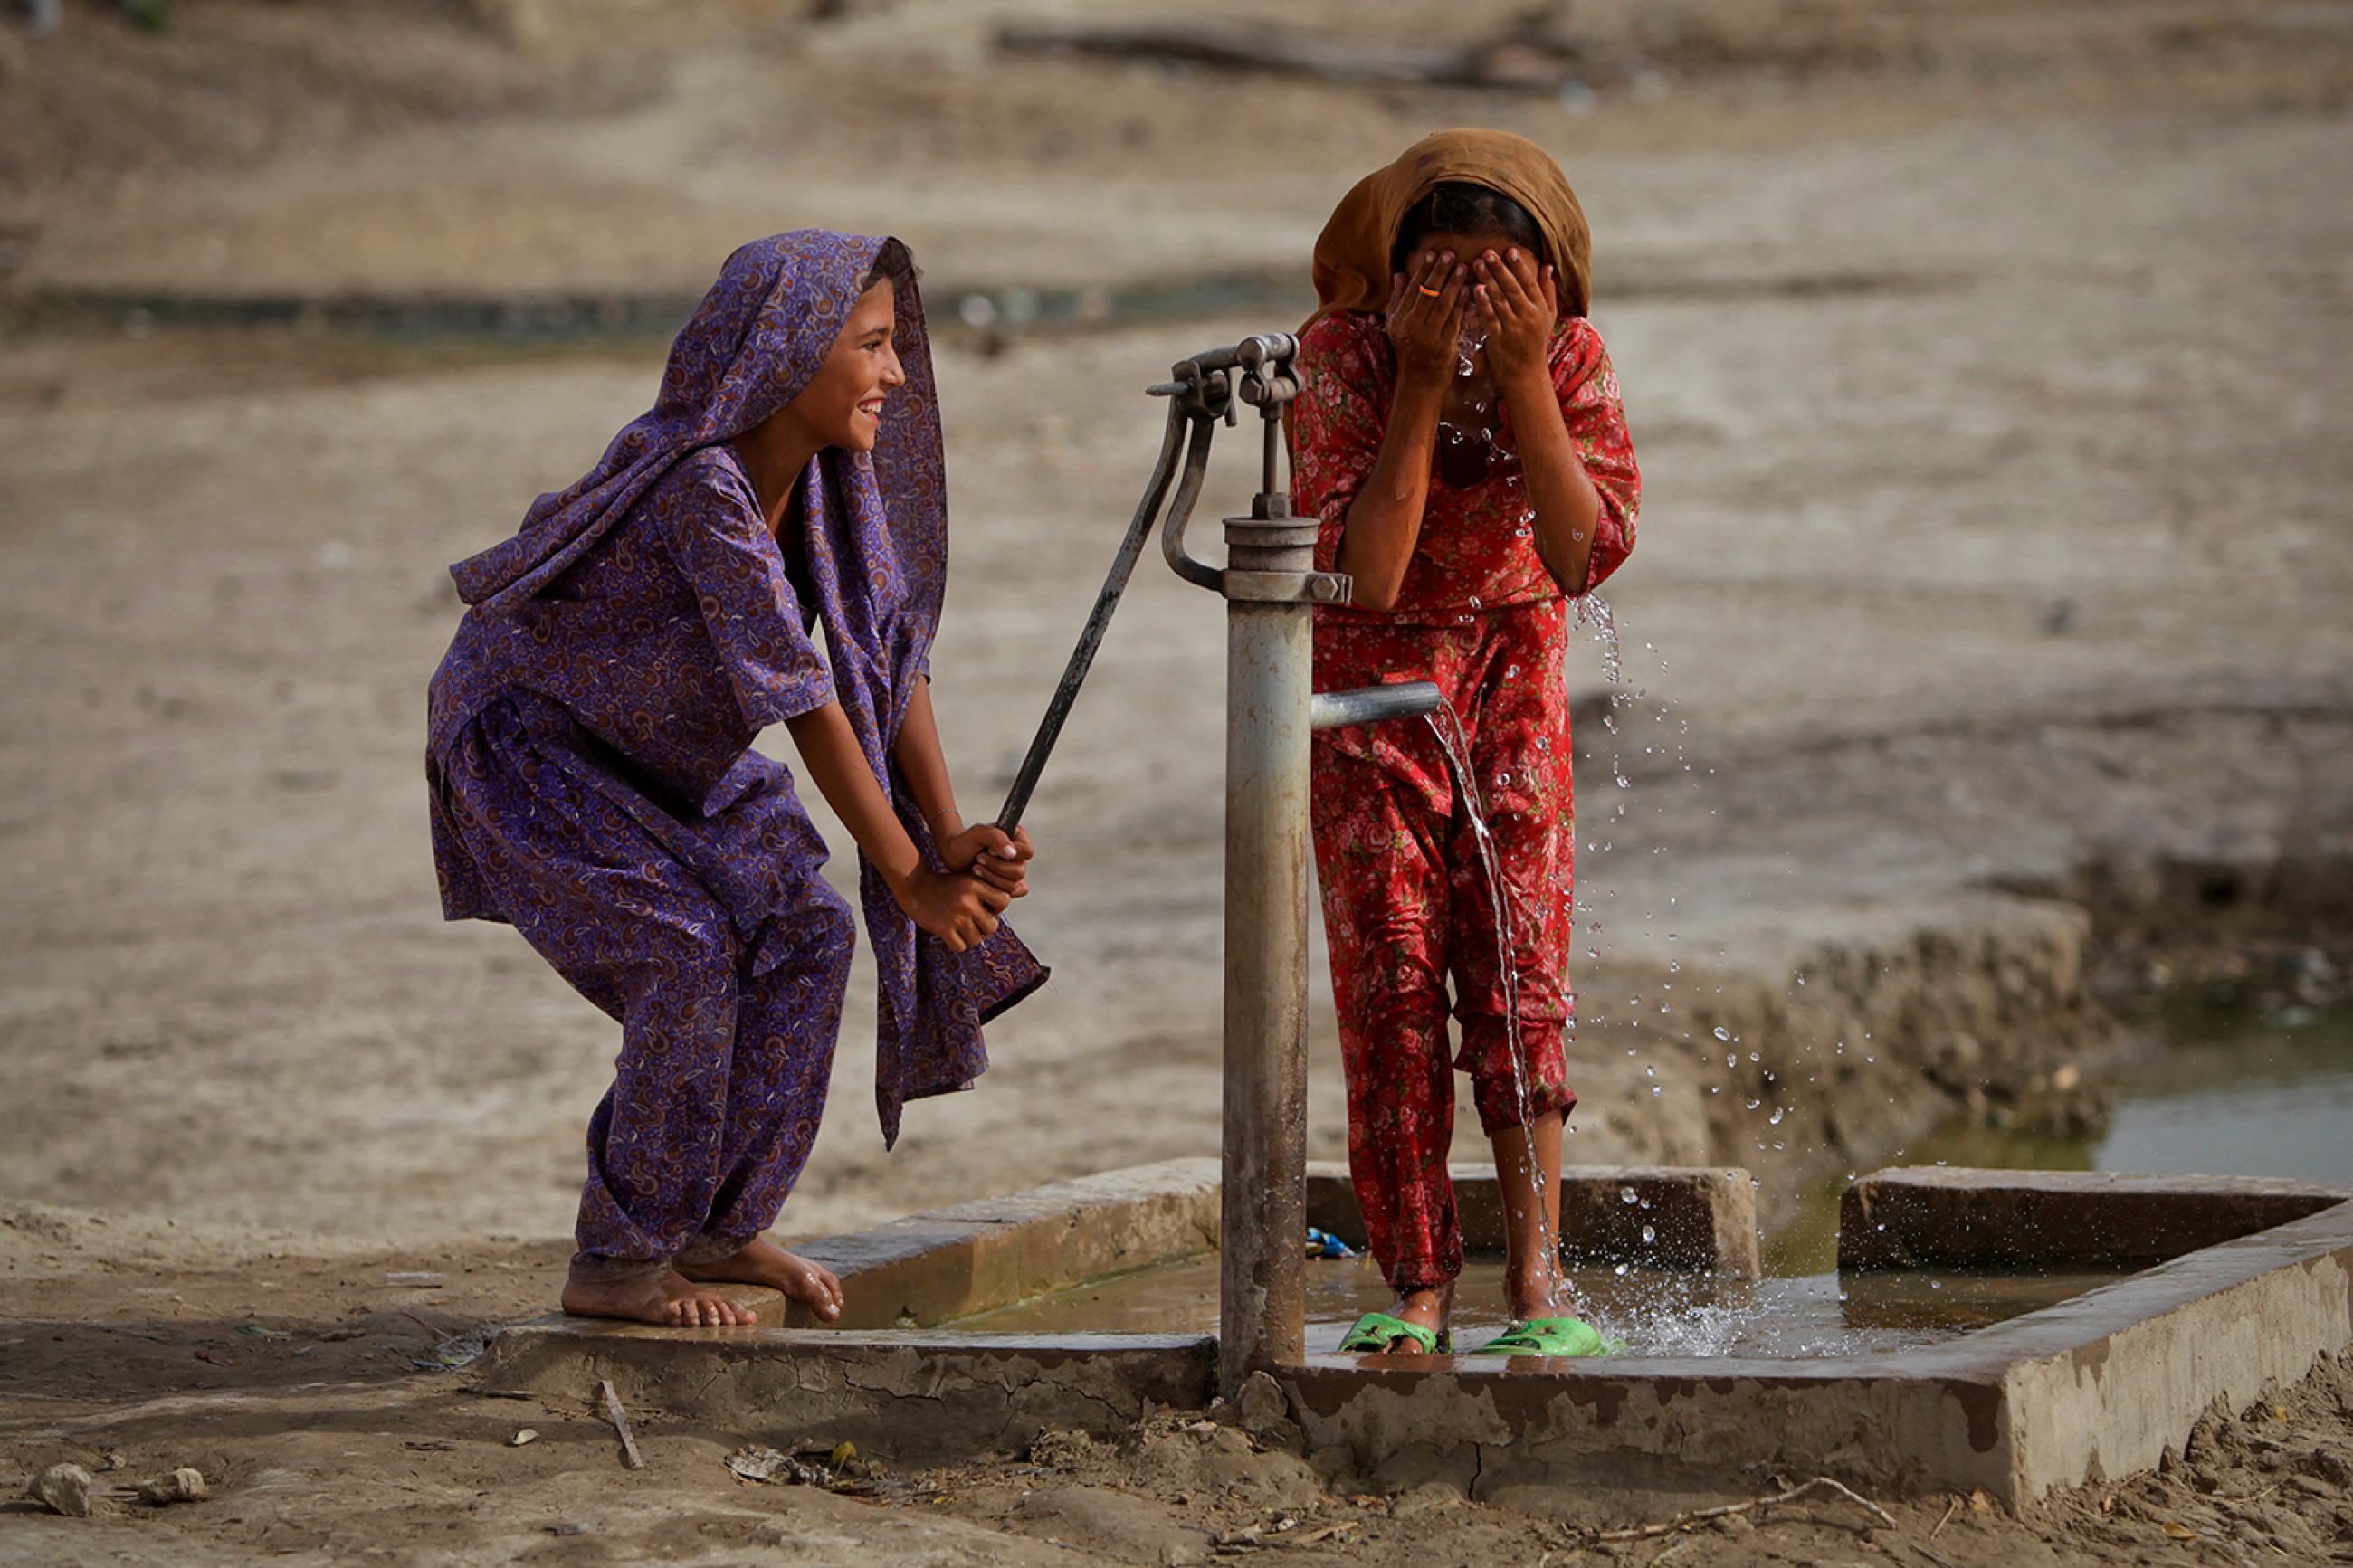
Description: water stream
1424,705,1562,1314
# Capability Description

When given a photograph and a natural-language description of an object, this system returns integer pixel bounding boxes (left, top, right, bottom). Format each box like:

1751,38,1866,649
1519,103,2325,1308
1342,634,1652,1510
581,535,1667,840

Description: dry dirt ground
3,0,2352,1561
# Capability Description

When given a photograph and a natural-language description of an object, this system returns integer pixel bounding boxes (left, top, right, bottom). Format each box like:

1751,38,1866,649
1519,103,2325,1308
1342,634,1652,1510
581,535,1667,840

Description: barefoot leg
679,1237,844,1322
561,1268,760,1328
1491,1107,1570,1319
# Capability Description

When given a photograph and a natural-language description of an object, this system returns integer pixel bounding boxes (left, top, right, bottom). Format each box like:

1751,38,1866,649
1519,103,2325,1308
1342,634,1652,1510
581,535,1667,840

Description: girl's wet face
1413,228,1527,381
789,279,904,453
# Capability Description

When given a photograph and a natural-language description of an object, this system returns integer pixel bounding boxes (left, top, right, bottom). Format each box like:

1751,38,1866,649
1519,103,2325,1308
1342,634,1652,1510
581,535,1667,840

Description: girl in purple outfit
428,232,1047,1328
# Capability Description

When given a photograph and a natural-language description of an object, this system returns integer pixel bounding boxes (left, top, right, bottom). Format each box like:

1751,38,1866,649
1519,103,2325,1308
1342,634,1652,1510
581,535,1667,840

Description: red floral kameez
1294,308,1640,1293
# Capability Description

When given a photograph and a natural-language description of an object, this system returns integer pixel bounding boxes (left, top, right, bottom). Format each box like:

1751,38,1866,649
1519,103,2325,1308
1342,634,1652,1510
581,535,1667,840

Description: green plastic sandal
1337,1312,1452,1354
1470,1316,1624,1357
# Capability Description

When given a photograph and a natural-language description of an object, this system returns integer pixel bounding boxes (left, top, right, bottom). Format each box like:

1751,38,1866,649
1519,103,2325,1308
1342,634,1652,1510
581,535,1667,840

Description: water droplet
1640,1224,1655,1244
1468,595,1483,610
1767,1107,1785,1126
1711,1026,1731,1041
1619,1186,1638,1205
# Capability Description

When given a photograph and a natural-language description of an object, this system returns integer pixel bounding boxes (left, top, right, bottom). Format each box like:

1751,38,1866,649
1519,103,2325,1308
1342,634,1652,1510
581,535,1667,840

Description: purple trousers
433,693,854,1282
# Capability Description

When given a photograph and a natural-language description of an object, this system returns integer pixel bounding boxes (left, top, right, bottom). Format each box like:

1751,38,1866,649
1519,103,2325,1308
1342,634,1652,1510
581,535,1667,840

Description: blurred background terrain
2,2,2349,1560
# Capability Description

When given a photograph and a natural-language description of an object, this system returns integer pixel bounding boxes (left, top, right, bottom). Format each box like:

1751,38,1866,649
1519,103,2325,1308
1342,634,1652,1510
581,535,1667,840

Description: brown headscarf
1308,129,1591,327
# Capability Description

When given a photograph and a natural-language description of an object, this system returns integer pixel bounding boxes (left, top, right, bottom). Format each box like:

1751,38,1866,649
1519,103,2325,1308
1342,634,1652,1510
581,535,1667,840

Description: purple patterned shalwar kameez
425,232,1045,1285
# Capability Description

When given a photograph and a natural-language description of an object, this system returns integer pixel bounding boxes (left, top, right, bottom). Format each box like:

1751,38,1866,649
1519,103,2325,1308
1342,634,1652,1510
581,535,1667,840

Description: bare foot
1385,1282,1454,1352
1503,1259,1569,1322
678,1237,844,1323
560,1267,758,1328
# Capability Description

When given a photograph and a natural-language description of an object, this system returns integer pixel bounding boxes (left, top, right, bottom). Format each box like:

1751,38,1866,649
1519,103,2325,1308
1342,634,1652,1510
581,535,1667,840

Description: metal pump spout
996,333,1442,1392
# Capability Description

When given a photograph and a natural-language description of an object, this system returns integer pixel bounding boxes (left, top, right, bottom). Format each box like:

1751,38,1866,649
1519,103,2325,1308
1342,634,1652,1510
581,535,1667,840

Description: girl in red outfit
1293,131,1639,1356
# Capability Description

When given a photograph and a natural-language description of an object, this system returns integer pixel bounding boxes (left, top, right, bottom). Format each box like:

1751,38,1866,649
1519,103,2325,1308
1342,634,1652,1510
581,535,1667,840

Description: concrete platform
473,1163,2352,1509
1282,1171,2353,1510
481,1322,1217,1460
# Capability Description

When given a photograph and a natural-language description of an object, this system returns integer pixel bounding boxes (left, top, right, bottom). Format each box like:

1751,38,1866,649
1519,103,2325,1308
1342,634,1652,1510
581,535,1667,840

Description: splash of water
1454,323,1490,380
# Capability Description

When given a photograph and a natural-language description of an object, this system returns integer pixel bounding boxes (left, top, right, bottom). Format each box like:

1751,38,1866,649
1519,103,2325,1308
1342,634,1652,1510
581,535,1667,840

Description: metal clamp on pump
1157,335,1348,608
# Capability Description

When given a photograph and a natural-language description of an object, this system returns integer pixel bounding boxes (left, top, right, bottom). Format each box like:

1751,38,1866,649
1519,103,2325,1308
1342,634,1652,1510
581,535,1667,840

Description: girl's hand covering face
1385,249,1469,384
1472,248,1559,388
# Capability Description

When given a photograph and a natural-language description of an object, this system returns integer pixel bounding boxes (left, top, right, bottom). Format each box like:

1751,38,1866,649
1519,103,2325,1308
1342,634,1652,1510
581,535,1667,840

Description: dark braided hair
1389,182,1546,274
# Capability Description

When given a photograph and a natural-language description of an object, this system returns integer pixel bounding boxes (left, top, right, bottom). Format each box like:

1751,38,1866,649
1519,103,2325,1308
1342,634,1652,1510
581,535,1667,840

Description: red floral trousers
1310,600,1577,1294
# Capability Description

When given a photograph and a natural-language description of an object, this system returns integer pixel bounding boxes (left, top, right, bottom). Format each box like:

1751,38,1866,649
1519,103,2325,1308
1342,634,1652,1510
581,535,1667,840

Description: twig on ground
1291,1523,1358,1545
597,1379,644,1471
1588,1475,1900,1543
1930,1494,1960,1537
996,16,1584,93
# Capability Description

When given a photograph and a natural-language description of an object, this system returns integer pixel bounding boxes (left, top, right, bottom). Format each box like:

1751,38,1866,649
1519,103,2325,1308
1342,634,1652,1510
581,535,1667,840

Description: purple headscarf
449,230,1044,1145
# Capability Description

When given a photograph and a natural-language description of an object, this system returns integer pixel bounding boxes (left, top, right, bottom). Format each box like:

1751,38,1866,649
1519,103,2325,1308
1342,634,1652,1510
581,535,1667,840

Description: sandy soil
3,0,2351,1559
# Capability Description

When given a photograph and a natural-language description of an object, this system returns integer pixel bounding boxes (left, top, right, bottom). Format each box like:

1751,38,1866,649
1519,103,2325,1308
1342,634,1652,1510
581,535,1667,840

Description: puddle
1769,994,2353,1274
2095,990,2353,1183
18,270,1308,344
950,1252,2121,1359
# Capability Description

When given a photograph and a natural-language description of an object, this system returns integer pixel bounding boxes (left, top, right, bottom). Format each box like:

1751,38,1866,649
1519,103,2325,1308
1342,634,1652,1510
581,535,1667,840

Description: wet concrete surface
949,1250,2128,1358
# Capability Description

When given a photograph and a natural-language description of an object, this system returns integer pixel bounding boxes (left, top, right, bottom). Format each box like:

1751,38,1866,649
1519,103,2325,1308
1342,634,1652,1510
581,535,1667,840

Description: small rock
1388,1479,1464,1518
546,1521,592,1536
135,1468,208,1506
1204,1426,1253,1458
726,1445,826,1486
509,1429,538,1447
26,1463,95,1518
2300,1448,2353,1487
1234,1371,1288,1436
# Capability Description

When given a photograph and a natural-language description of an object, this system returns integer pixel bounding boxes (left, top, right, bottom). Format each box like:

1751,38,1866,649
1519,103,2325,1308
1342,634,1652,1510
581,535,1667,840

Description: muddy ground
3,0,2351,1560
